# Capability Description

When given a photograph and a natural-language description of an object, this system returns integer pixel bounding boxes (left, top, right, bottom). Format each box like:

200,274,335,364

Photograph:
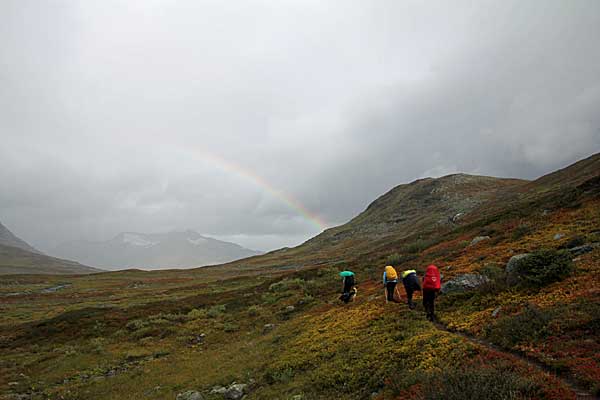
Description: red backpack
422,265,441,290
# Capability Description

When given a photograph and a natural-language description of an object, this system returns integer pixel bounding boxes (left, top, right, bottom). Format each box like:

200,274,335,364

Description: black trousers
423,289,437,321
385,281,397,301
406,289,416,309
342,276,355,293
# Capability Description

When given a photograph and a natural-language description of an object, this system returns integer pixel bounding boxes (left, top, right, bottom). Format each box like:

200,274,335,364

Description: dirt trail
432,321,598,400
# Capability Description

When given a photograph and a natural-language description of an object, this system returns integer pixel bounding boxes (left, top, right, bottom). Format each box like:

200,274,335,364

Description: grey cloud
1,0,599,252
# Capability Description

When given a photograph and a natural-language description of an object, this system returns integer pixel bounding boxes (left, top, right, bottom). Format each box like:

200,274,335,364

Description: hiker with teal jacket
339,270,357,303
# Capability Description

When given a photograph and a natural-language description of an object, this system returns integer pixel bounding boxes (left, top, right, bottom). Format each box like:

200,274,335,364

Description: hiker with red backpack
422,264,441,321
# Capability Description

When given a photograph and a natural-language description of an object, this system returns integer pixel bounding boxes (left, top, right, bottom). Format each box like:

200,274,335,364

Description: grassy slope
0,270,578,400
0,244,102,275
1,153,599,399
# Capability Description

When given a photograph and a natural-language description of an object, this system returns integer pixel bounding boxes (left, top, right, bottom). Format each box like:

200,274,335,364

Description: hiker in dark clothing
422,264,441,321
402,269,421,309
339,270,356,303
382,265,398,303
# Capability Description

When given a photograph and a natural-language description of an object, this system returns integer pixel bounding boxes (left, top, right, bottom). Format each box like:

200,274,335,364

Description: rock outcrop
441,273,489,294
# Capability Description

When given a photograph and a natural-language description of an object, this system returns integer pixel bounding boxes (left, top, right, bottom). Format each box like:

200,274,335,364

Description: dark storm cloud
1,0,599,251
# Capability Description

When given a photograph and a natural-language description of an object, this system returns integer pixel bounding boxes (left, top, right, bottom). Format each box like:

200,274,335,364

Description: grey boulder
568,244,595,256
505,253,532,284
469,236,490,246
441,273,489,294
176,391,203,400
224,383,248,400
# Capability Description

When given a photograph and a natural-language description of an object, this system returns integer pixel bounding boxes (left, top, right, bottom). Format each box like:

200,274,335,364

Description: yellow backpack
384,265,398,280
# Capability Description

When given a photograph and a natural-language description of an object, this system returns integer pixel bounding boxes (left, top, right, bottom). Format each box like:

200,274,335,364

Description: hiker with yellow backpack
382,265,401,303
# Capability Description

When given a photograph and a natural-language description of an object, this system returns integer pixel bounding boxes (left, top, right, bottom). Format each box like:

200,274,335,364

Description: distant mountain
0,221,40,253
50,230,262,270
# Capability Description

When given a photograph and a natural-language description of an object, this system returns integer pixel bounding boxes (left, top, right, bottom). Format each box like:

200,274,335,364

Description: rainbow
180,148,327,231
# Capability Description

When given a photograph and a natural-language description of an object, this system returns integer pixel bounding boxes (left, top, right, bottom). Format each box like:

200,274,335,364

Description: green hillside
1,153,599,400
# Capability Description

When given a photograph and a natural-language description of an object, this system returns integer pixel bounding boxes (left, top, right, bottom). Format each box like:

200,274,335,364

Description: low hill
0,243,102,275
208,153,600,275
0,221,41,254
311,173,526,243
50,230,262,270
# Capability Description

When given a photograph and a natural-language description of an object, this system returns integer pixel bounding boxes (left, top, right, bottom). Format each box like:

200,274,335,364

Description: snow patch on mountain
122,233,158,247
187,237,207,246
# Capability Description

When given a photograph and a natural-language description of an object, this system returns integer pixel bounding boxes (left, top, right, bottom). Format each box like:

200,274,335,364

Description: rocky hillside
312,174,526,244
50,230,262,270
210,153,600,275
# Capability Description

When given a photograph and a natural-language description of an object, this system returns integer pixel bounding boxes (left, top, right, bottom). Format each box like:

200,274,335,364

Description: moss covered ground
1,197,599,399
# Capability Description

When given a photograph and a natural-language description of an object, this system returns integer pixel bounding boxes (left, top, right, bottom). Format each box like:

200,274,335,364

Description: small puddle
40,284,72,293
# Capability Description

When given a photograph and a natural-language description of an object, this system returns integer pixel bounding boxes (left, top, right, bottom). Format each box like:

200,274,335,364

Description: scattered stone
506,253,532,275
491,306,502,318
553,233,565,240
451,213,464,223
506,253,537,284
210,386,227,395
469,236,490,246
8,382,18,386
291,395,304,400
285,305,295,312
441,274,489,294
224,383,248,400
445,265,452,271
263,324,275,333
189,333,206,345
4,395,30,400
176,390,203,400
568,244,594,256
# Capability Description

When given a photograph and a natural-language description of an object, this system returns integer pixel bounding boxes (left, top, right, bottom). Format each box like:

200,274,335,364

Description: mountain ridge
50,230,262,270
206,152,600,274
0,221,41,254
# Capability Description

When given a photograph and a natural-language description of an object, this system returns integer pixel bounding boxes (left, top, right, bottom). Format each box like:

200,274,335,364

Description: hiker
339,270,357,303
422,264,441,322
401,269,421,309
382,265,398,303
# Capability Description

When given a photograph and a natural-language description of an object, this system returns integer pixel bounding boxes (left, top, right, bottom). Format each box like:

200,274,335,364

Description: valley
1,154,599,399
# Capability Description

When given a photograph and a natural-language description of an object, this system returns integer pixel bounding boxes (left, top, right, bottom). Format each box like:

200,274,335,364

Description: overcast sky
1,0,599,252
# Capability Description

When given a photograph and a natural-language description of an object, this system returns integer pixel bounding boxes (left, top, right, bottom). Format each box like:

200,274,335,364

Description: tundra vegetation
1,156,600,399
